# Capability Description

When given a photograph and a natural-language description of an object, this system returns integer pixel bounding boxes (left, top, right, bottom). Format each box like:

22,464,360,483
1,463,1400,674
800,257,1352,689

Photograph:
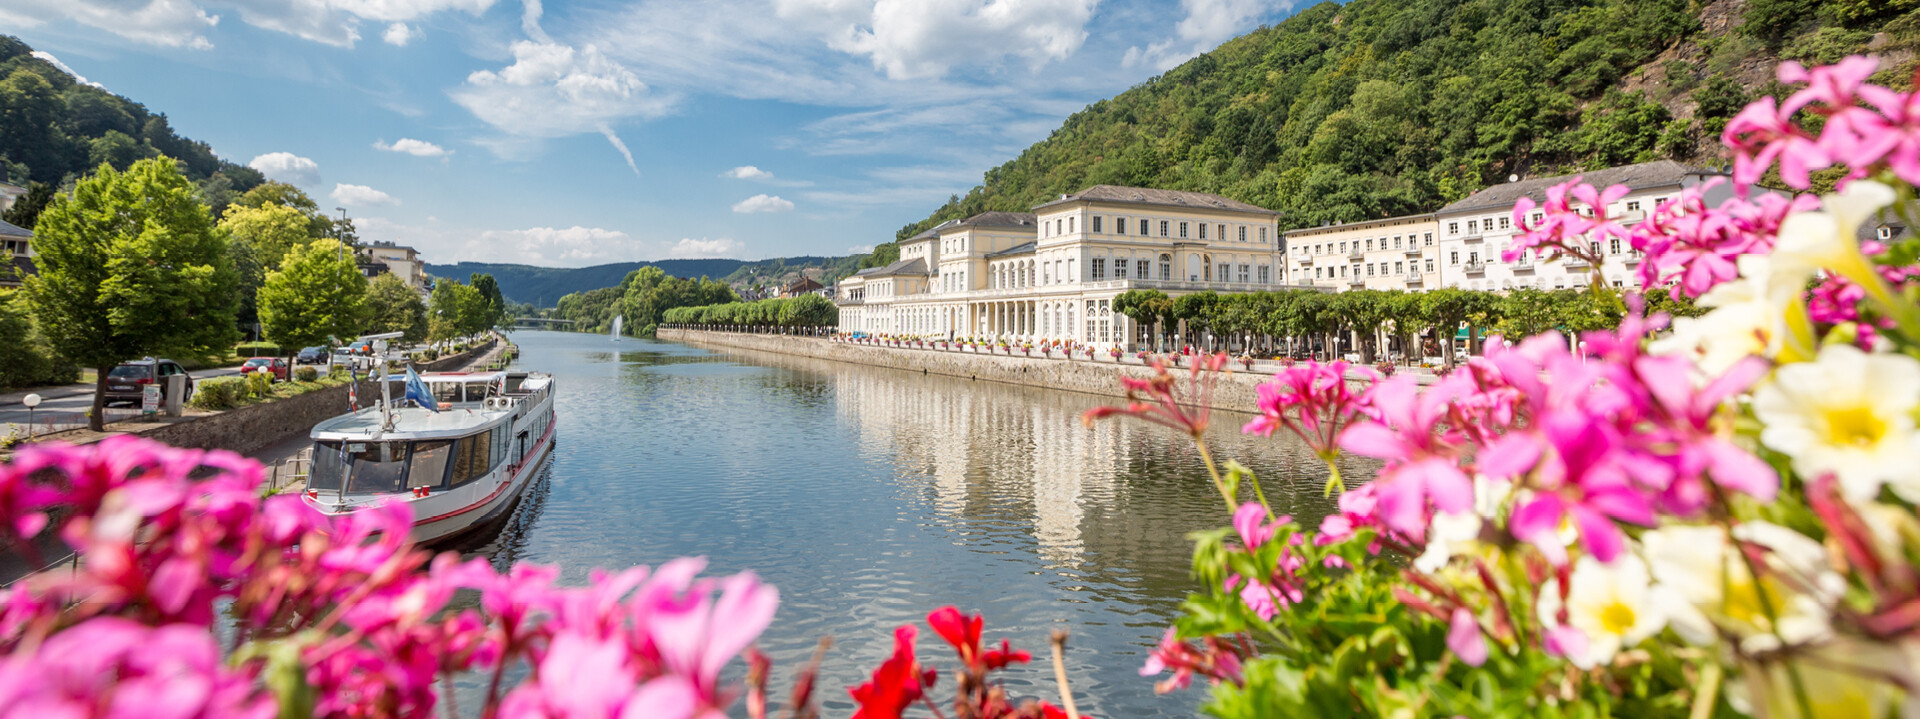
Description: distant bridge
512,317,574,326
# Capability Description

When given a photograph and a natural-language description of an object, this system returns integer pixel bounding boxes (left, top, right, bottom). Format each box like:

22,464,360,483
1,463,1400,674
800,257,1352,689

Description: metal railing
1463,261,1487,274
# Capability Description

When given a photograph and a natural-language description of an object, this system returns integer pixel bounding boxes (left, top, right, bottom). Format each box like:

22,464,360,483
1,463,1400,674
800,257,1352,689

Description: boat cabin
307,372,554,498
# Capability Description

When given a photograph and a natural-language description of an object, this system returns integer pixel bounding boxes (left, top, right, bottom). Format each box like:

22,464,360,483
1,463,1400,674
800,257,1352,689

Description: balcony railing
1404,247,1423,257
1347,250,1364,261
1564,257,1591,270
1463,261,1487,274
1460,234,1484,243
1405,273,1424,284
1348,277,1366,287
1297,256,1314,265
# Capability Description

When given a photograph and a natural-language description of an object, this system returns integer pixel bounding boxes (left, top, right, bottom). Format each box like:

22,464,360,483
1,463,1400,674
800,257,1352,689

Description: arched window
1159,254,1172,281
1203,254,1212,282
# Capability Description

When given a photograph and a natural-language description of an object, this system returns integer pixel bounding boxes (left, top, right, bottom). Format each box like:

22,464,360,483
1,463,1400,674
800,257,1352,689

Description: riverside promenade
658,328,1425,415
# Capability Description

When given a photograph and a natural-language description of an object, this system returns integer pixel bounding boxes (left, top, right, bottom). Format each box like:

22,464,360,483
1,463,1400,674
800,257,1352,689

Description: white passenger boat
302,370,557,544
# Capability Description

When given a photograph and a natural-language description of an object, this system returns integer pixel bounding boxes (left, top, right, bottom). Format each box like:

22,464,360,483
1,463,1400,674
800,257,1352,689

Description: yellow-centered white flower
1643,522,1842,653
1652,254,1786,374
1752,343,1920,503
1771,179,1895,296
1414,476,1513,573
1537,555,1666,669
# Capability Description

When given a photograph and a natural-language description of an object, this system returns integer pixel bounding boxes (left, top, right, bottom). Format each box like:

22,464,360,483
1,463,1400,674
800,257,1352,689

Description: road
0,365,253,436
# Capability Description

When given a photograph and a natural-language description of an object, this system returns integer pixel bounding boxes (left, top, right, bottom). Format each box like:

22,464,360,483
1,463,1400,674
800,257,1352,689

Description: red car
242,357,290,382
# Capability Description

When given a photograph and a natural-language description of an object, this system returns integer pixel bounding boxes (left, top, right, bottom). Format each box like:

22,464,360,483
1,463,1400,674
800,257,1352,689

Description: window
1424,232,1433,246
1238,264,1249,283
1258,265,1270,284
1092,258,1105,280
1393,236,1402,249
1532,212,1544,223
1498,217,1510,229
1469,251,1479,264
1158,254,1171,280
1092,216,1102,233
1609,238,1622,254
1137,259,1149,278
1878,226,1894,240
1339,242,1347,253
1425,259,1434,272
1468,220,1479,234
1069,217,1075,233
1238,226,1246,242
1178,222,1189,238
1141,219,1150,235
1259,227,1268,243
1158,220,1169,237
1627,201,1640,212
1115,217,1125,234
1450,251,1459,265
1316,267,1323,279
1115,259,1127,279
1198,223,1208,240
1367,264,1375,277
1395,261,1404,274
1217,262,1229,281
1448,222,1459,234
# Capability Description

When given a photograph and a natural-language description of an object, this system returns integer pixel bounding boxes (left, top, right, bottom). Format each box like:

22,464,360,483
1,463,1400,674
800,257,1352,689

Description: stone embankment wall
659,329,1391,415
143,379,378,456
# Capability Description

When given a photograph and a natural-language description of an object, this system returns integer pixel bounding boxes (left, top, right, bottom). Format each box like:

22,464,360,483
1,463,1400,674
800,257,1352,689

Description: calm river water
461,330,1378,717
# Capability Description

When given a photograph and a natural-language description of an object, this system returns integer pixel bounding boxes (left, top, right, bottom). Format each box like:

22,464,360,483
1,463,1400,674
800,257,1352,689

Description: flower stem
1194,440,1237,513
1049,630,1081,719
1321,457,1344,497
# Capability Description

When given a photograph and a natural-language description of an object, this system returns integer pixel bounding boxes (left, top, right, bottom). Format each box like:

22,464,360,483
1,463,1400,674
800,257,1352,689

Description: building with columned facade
836,185,1318,349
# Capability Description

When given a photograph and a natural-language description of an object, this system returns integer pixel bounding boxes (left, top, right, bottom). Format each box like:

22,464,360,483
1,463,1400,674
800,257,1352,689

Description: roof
858,257,929,277
986,241,1037,258
0,219,30,239
312,406,505,440
1283,213,1436,238
941,211,1038,232
1031,185,1279,215
1438,160,1722,215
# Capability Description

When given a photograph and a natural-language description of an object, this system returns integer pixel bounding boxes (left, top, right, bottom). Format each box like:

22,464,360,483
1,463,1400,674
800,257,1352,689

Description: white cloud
0,0,218,50
723,165,774,180
774,0,1099,80
1125,0,1290,71
229,0,494,47
600,125,640,176
669,237,744,258
248,152,321,186
731,194,795,213
452,40,671,140
331,183,400,206
373,138,451,157
480,225,640,264
29,52,105,89
383,22,416,46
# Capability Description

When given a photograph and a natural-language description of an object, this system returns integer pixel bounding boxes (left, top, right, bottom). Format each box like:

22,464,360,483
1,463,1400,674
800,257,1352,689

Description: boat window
450,429,495,486
434,382,461,404
310,441,346,492
408,440,453,489
347,442,411,495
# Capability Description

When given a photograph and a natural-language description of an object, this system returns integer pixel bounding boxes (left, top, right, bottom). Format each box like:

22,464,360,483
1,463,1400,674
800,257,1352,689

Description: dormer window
1880,226,1895,240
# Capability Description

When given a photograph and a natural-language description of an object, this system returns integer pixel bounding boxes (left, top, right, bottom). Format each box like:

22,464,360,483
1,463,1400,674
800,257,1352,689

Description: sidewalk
0,380,93,408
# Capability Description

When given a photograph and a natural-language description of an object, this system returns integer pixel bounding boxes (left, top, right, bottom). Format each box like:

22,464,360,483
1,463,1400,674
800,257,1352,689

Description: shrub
244,371,274,397
234,341,282,357
294,366,319,382
188,376,249,411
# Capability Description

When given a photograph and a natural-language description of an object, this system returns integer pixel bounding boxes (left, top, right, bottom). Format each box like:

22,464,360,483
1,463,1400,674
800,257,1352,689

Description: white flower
1731,638,1913,719
1753,343,1920,503
1537,555,1666,669
1771,179,1895,295
1643,522,1843,653
1652,255,1787,374
1413,476,1512,573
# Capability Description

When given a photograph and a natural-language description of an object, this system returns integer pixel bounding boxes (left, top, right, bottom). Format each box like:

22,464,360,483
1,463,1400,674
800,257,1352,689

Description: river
463,329,1379,717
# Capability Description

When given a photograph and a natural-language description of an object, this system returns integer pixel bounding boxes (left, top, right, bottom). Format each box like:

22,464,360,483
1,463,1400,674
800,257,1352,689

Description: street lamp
334,207,349,262
22,393,40,437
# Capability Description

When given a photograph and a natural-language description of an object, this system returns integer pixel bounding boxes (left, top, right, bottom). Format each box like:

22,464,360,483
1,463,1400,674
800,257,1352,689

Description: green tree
25,159,239,430
367,273,429,342
235,181,335,238
258,239,369,358
1,181,53,230
1114,289,1175,350
219,202,313,269
1420,288,1503,368
429,280,486,342
470,273,508,330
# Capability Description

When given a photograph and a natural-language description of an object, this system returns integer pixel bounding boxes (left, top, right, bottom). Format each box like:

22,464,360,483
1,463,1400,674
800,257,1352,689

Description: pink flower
1446,609,1488,667
1139,628,1244,694
0,617,274,719
1243,360,1370,462
1339,376,1477,535
1723,96,1831,189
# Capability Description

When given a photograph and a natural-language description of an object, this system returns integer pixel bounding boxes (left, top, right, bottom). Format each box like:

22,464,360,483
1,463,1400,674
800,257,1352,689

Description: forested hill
430,256,863,306
889,0,1918,247
0,36,265,215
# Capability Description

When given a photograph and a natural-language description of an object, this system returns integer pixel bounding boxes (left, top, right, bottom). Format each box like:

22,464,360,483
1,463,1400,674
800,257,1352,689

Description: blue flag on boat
404,367,439,412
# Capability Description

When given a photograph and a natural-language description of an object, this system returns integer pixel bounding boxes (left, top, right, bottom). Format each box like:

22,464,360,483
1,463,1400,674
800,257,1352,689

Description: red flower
926,606,1031,671
849,626,930,719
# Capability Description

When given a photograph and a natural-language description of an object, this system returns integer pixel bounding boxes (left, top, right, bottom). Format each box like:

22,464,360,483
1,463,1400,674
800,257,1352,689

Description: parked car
296,346,331,364
241,357,290,382
102,358,194,407
346,339,375,356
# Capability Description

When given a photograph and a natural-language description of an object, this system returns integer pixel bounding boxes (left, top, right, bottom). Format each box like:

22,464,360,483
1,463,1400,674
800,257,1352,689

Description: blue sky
3,0,1303,267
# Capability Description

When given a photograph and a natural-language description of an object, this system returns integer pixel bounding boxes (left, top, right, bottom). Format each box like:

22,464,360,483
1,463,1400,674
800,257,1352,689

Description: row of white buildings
833,160,1737,350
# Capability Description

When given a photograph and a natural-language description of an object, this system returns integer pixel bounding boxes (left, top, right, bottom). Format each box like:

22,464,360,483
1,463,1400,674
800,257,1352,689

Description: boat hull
409,416,557,545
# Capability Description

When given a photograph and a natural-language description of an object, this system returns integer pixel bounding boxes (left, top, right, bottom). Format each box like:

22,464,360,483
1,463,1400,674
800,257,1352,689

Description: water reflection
493,331,1379,718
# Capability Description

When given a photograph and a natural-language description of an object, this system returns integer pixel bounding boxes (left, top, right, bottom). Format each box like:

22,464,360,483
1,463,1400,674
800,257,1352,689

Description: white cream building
1285,214,1440,292
836,186,1312,349
1434,160,1732,292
